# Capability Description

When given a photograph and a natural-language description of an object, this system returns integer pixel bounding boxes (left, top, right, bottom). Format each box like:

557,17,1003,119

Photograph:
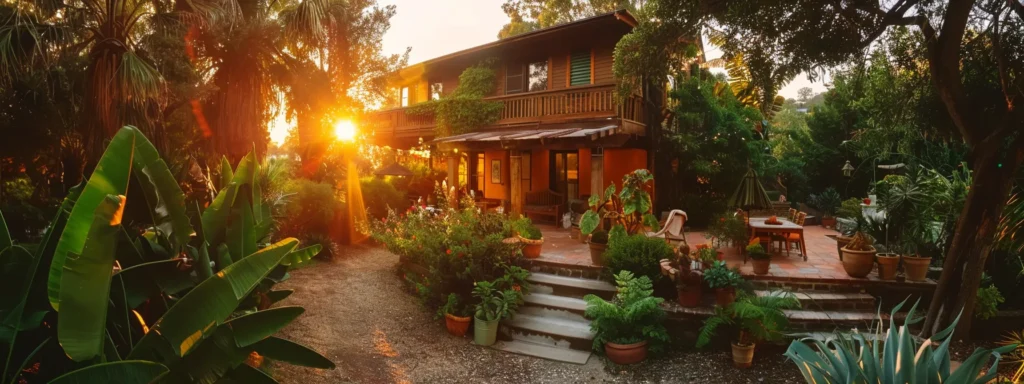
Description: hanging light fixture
842,160,855,177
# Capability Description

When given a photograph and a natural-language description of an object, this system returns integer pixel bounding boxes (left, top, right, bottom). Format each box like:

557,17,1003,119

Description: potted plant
875,244,899,281
472,280,520,346
697,291,800,368
511,217,544,259
704,261,743,307
902,241,932,282
579,170,661,244
438,293,472,337
588,229,609,265
695,243,720,269
747,241,771,275
584,271,670,365
809,188,841,229
840,232,876,278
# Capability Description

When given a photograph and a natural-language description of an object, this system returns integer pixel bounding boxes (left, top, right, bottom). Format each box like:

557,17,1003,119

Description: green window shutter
569,51,591,86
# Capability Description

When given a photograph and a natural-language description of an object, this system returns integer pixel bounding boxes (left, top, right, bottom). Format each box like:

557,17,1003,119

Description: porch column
446,152,459,207
591,149,604,200
510,150,523,216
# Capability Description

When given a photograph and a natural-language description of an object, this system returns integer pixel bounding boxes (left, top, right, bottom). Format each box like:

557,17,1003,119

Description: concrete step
527,272,616,299
518,305,588,323
502,313,594,350
663,302,898,332
491,340,591,365
522,293,588,314
755,290,876,311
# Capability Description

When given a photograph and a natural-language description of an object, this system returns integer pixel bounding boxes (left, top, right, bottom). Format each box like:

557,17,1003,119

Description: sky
271,0,831,144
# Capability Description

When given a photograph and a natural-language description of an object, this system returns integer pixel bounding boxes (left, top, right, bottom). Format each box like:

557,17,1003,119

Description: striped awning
728,168,774,211
432,124,622,144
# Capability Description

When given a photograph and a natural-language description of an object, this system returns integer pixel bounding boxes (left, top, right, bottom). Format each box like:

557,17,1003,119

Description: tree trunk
922,143,1023,339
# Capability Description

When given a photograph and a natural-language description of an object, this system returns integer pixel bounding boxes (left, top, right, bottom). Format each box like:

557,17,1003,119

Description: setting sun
333,119,357,142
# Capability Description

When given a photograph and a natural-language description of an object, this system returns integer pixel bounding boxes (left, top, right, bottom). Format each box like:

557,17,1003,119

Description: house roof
396,10,636,78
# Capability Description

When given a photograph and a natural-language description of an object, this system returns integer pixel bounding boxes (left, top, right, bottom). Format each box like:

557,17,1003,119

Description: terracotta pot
875,254,899,280
569,227,581,239
715,287,736,307
751,257,770,275
677,282,702,308
604,340,648,365
903,256,932,282
473,317,499,346
520,237,544,259
840,247,876,278
444,313,471,337
835,236,853,261
716,251,725,261
731,342,756,368
589,242,608,266
821,217,837,229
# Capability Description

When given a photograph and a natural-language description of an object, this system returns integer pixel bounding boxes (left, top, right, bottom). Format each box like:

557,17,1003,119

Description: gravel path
272,245,805,384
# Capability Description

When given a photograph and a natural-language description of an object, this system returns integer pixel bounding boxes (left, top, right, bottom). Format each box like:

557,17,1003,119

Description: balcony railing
366,84,644,141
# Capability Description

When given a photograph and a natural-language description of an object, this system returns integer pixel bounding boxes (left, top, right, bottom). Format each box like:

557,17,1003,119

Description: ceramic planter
903,256,932,282
444,313,471,337
751,257,771,275
473,317,499,346
840,247,876,278
520,237,544,259
604,340,648,365
731,342,756,368
714,287,736,307
835,236,853,261
589,241,608,266
875,254,899,280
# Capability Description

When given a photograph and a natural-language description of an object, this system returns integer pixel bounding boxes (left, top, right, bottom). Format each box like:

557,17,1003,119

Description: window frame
400,86,410,107
505,63,525,94
526,61,548,92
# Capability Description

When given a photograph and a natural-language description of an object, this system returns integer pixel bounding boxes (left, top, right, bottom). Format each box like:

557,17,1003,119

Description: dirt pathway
272,245,804,384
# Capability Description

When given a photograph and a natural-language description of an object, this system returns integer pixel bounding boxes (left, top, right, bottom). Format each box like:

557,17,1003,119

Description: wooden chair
523,189,565,224
782,212,808,254
648,209,687,244
788,208,798,222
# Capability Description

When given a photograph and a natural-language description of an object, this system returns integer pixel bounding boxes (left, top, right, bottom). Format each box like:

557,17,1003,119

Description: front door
550,151,579,203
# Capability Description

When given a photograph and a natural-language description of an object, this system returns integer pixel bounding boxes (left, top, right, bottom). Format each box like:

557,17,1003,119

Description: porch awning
433,124,624,145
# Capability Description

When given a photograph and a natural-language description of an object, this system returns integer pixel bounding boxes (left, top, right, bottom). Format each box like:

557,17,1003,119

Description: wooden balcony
366,84,645,143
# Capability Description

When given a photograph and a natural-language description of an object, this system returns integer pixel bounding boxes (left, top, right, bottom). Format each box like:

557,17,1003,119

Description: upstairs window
430,82,443,100
569,50,591,86
400,86,410,107
528,61,548,92
505,63,524,94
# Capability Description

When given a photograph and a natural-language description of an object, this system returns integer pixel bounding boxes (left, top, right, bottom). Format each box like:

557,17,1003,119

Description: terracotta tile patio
536,224,936,287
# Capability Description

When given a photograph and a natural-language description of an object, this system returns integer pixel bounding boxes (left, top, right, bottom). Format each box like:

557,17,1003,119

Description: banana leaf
202,183,238,247
280,245,322,267
49,360,168,384
128,238,299,360
58,194,125,361
252,336,334,369
160,325,250,384
215,243,233,270
49,128,135,311
0,210,10,251
111,259,184,309
265,290,293,305
192,243,214,280
0,246,33,310
226,364,278,383
226,195,257,261
130,126,193,253
219,157,233,192
226,306,304,347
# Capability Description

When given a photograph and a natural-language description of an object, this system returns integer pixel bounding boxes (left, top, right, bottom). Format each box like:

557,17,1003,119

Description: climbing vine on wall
408,59,503,137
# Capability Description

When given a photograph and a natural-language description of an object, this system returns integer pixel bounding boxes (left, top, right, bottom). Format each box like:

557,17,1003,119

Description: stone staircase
493,271,615,364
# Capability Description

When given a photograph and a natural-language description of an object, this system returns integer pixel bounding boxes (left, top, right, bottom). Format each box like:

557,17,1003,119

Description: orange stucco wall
483,150,507,200
530,150,549,192
603,148,648,190
578,148,592,196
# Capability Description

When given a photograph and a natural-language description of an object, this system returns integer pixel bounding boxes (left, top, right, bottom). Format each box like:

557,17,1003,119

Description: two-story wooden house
365,10,658,220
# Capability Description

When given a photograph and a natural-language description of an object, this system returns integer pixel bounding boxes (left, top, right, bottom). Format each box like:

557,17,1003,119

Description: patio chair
778,212,808,254
647,209,687,244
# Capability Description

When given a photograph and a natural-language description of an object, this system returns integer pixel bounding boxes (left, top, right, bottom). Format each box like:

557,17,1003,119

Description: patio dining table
748,217,807,261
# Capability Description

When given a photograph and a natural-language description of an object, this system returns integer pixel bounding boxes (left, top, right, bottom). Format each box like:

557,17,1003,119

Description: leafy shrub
976,285,1004,320
746,242,769,260
808,188,842,217
365,205,526,315
786,299,1016,384
605,234,674,283
472,276,525,321
360,177,408,219
704,261,743,289
277,178,341,240
694,243,719,265
697,291,800,348
590,229,609,244
837,197,864,219
509,216,542,240
707,212,747,247
584,271,670,353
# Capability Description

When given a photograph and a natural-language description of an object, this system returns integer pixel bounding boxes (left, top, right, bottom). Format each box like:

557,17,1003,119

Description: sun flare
333,119,357,142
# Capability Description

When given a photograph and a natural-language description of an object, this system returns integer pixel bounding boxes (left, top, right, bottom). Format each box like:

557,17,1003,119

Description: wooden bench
524,190,565,224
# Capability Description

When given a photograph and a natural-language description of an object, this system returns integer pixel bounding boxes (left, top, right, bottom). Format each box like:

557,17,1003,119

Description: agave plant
785,299,1015,384
1,126,333,383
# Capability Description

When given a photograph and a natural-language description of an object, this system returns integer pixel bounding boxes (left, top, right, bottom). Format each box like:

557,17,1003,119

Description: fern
584,271,670,353
696,291,801,348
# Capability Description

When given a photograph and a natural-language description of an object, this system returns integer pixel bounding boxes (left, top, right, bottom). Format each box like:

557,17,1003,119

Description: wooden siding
593,45,614,84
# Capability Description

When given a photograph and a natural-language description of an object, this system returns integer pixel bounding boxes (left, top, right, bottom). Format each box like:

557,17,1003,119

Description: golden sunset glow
334,119,357,142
